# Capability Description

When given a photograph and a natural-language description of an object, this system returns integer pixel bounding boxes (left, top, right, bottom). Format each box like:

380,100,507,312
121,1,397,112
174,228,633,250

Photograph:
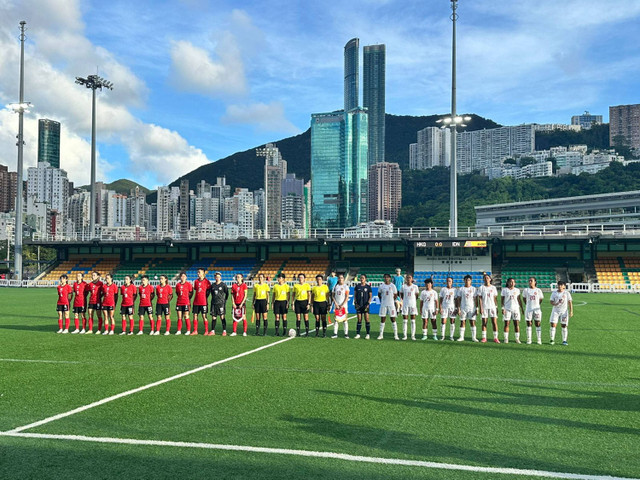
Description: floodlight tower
75,74,113,239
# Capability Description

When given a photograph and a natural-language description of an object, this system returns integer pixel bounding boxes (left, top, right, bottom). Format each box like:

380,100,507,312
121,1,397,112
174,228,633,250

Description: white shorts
481,308,497,319
402,305,418,316
421,308,437,320
525,309,542,322
441,307,456,319
459,309,476,321
503,310,520,321
379,305,397,318
550,310,569,325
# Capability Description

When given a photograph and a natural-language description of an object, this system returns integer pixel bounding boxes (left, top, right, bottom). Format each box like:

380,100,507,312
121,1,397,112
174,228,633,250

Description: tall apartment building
257,143,287,237
38,119,61,169
179,179,190,235
368,162,402,224
409,127,451,170
610,104,640,150
0,164,18,213
363,44,386,166
26,161,69,218
571,111,602,130
281,173,305,230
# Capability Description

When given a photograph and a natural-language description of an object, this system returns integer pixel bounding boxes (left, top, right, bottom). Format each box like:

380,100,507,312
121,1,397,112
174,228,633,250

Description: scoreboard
415,240,487,248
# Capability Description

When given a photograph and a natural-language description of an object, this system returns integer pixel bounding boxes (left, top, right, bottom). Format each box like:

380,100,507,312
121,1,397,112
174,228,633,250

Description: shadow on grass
0,324,61,332
314,390,640,437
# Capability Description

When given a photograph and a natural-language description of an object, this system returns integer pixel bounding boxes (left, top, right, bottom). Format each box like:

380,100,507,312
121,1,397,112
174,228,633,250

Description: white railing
550,282,640,293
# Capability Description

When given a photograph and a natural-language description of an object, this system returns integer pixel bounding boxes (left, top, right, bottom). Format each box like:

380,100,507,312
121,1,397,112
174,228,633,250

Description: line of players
54,268,574,345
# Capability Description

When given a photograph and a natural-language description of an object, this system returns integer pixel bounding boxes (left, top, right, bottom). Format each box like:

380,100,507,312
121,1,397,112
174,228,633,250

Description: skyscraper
344,38,359,111
363,44,386,166
609,104,640,151
38,119,61,169
257,143,287,238
368,162,402,224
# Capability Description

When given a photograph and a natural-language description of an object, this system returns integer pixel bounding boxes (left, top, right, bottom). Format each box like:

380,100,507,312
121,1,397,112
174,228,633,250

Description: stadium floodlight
75,74,114,240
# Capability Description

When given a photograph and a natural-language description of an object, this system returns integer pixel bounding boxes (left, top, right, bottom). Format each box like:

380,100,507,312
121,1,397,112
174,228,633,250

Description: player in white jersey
501,278,524,344
522,277,544,345
477,274,500,343
455,275,478,342
378,273,399,340
331,274,351,339
419,278,439,340
400,274,419,341
439,277,457,340
549,281,573,345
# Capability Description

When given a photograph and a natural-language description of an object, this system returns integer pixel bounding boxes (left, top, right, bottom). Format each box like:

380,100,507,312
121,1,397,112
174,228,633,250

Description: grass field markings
4,336,295,434
573,301,588,307
623,309,640,317
0,432,635,480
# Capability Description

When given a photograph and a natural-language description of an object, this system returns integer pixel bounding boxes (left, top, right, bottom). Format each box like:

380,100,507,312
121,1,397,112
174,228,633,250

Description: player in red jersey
87,271,104,333
192,268,211,335
56,274,73,333
71,272,89,334
101,273,118,335
230,273,248,336
155,275,173,335
138,275,154,335
175,272,193,335
120,275,137,335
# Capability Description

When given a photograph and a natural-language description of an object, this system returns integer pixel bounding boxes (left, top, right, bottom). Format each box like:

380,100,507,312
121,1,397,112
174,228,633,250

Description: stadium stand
351,258,404,283
413,271,490,287
501,260,557,288
595,256,640,285
257,257,329,281
42,257,120,281
183,257,257,282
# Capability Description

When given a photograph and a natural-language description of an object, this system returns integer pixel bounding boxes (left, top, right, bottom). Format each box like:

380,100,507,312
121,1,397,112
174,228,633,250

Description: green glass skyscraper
344,38,359,112
363,44,386,166
38,119,60,169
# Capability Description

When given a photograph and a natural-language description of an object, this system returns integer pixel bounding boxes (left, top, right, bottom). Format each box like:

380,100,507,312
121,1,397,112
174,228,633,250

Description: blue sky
1,0,639,188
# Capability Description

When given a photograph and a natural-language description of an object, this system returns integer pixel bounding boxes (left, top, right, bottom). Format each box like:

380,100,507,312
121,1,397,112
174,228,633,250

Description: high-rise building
257,143,287,237
128,187,148,228
310,108,368,229
179,179,190,235
26,162,69,218
609,104,640,151
212,176,231,223
409,127,451,170
368,162,402,224
281,173,305,230
571,111,602,130
224,188,257,238
344,38,359,111
253,188,265,232
156,186,173,236
363,44,386,166
38,119,61,169
0,165,18,213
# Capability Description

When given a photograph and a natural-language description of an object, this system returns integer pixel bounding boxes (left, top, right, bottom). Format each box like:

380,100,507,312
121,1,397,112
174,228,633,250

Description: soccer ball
288,328,297,338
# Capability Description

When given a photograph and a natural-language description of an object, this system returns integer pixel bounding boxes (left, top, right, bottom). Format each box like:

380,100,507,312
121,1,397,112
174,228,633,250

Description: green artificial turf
1,288,639,479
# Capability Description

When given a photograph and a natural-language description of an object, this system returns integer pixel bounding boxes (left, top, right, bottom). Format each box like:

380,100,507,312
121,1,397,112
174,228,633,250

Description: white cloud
222,102,301,134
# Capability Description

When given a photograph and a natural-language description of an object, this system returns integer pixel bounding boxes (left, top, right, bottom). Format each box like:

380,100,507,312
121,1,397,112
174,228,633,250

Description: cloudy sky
0,0,639,188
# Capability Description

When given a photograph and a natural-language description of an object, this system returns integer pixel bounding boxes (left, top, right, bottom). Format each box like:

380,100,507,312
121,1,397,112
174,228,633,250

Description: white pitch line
5,336,294,434
0,432,634,480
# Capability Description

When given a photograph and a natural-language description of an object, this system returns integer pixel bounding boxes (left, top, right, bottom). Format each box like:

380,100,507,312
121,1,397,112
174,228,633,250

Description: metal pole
449,1,458,238
89,86,97,239
14,21,26,280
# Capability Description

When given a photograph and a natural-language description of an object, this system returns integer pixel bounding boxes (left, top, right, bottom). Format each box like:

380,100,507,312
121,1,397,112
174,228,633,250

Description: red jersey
101,283,118,307
57,284,73,305
155,284,173,305
175,281,193,306
231,283,248,305
138,284,154,307
120,284,137,307
72,281,89,307
193,278,211,306
88,280,103,304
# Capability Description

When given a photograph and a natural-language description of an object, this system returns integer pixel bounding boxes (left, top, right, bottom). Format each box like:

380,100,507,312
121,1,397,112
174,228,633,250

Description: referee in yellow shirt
291,273,311,336
311,274,330,337
252,273,270,336
272,273,290,336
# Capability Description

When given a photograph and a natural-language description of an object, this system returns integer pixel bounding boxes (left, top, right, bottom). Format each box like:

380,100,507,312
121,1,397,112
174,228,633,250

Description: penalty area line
0,432,634,480
4,336,294,434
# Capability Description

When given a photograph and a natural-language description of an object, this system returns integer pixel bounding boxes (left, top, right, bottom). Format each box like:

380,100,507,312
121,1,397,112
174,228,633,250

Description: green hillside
79,178,150,195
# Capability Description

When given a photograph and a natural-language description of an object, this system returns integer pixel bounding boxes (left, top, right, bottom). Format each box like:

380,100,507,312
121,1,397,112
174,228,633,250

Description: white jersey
439,287,456,310
401,284,419,309
332,284,350,307
378,283,397,307
550,290,572,314
522,287,543,311
456,286,477,311
501,287,521,311
477,285,498,310
420,289,438,311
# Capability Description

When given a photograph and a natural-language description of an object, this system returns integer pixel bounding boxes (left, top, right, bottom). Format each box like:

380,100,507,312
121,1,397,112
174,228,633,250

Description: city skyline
0,0,639,188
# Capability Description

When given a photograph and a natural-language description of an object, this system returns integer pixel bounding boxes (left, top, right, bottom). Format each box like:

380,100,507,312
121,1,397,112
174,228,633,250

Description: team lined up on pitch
54,270,574,345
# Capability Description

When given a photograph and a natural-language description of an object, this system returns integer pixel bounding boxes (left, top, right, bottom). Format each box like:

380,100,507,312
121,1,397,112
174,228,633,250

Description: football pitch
1,289,639,479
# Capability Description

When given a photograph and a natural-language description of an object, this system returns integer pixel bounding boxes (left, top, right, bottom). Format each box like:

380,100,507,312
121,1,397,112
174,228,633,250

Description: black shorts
138,306,153,316
102,305,114,312
120,306,134,316
313,301,328,316
176,305,190,313
192,305,208,315
210,303,226,318
254,299,268,314
294,300,309,314
73,306,86,314
88,303,101,311
356,304,370,314
274,300,288,315
156,304,170,316
56,304,69,312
